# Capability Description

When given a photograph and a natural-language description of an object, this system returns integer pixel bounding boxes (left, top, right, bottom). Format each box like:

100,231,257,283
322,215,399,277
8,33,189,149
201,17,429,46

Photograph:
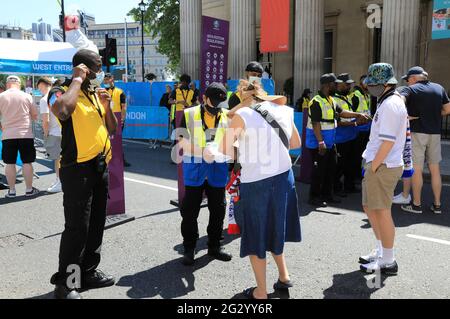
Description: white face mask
248,76,262,86
89,71,105,91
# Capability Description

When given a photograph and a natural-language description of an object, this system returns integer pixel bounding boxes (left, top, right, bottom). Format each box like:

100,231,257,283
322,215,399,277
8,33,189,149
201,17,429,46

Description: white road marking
407,234,450,246
123,139,151,146
124,177,178,192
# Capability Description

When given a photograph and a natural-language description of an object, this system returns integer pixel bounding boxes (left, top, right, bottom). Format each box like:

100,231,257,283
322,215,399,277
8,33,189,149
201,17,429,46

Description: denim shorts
234,169,302,259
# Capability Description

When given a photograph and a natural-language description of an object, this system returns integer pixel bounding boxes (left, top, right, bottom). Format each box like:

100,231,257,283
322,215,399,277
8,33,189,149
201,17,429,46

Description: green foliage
0,74,29,90
129,0,180,74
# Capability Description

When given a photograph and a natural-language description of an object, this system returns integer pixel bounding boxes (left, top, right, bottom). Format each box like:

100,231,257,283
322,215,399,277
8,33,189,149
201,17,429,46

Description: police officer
48,49,118,299
334,74,360,196
228,61,265,110
351,75,373,180
306,74,369,207
103,73,130,167
178,82,232,266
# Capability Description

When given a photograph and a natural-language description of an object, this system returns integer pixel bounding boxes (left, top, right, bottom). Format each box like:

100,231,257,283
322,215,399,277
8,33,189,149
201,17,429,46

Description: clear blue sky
0,0,140,29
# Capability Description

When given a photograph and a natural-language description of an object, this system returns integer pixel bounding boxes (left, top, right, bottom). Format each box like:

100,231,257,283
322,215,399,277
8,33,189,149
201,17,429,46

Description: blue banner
0,59,73,76
115,82,151,107
123,106,170,140
432,0,450,40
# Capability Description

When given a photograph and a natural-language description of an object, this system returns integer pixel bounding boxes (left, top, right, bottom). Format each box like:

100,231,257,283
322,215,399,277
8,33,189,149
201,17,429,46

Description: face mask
88,71,105,91
367,85,386,98
104,83,111,89
205,104,220,116
248,76,262,86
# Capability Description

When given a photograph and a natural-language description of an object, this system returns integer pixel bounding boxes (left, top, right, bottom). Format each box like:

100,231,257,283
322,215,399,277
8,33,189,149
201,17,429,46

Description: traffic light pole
141,10,145,82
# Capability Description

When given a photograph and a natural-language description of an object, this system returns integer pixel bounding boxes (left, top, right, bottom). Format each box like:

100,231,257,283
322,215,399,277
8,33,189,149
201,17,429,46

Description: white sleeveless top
236,101,293,183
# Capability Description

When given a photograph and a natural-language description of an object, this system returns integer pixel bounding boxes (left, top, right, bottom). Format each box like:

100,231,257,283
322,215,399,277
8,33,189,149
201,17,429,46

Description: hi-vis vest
306,95,337,149
182,105,229,188
334,94,357,144
175,88,194,112
107,87,124,114
352,89,371,132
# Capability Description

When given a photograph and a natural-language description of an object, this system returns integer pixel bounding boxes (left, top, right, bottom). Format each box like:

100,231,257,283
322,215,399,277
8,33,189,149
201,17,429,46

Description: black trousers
335,139,357,191
309,148,337,200
355,132,370,180
58,158,109,277
181,181,226,250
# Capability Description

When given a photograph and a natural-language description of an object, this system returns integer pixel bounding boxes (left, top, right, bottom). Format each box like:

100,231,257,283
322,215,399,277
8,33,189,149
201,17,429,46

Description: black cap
336,73,355,84
320,73,337,85
104,73,113,78
303,88,312,94
402,66,427,81
245,61,264,74
205,82,228,108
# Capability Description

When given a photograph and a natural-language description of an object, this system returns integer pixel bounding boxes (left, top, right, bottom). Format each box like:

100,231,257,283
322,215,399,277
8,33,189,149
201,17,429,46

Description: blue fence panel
115,82,151,107
290,112,303,158
123,106,170,140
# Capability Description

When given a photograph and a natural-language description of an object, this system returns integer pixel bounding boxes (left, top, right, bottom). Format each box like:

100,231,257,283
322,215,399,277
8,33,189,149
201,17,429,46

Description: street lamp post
61,0,66,42
139,0,148,82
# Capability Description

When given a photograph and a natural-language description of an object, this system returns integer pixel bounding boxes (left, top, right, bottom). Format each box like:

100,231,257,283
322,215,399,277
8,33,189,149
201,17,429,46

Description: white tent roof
0,39,77,76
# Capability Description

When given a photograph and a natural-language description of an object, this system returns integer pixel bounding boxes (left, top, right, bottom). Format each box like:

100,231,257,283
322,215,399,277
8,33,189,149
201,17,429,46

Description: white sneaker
359,249,381,265
47,181,62,193
392,193,411,205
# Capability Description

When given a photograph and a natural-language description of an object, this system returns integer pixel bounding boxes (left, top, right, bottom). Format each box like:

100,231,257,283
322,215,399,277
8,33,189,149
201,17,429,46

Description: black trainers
308,198,327,207
208,247,232,262
182,249,195,266
0,183,9,190
324,197,342,204
81,270,115,290
431,204,442,215
401,204,423,214
25,187,40,197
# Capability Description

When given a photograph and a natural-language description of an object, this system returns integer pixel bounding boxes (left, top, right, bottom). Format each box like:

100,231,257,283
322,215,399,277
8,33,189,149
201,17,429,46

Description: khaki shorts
362,163,403,211
412,133,442,167
44,135,62,161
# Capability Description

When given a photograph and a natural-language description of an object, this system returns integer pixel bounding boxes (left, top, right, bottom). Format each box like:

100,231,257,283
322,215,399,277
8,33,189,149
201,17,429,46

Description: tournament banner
200,16,230,92
260,0,290,53
107,113,126,216
432,0,450,40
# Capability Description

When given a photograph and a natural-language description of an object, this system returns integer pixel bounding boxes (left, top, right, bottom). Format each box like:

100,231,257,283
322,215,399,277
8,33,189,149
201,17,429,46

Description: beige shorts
412,133,442,167
362,163,403,211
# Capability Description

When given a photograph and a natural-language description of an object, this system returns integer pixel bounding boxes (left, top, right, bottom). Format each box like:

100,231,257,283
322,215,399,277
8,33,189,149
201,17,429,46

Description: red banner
260,0,290,53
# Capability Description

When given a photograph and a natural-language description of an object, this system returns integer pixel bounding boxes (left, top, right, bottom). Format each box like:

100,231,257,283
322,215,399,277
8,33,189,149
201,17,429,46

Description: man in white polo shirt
359,63,408,276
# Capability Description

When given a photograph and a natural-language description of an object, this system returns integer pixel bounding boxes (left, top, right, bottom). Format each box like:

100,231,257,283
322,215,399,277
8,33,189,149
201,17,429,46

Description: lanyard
82,90,103,120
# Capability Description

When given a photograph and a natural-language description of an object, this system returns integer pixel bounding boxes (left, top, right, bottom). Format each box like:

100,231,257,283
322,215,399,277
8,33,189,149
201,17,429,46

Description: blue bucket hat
364,63,398,86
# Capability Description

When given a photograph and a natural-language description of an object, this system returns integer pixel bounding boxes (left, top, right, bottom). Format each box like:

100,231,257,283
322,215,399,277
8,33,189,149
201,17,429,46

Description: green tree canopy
129,0,180,74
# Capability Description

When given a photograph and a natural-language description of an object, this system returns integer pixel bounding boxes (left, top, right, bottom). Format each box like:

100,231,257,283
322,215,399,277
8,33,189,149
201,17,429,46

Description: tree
129,0,180,74
0,74,28,90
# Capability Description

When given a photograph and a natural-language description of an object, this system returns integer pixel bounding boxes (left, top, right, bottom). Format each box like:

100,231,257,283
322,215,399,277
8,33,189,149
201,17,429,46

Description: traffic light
100,35,118,70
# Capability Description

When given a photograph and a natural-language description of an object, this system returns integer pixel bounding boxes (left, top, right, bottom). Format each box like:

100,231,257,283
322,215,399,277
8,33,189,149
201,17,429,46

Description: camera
95,154,107,174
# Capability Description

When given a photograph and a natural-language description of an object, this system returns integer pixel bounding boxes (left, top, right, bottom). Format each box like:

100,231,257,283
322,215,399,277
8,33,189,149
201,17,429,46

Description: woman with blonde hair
219,81,302,299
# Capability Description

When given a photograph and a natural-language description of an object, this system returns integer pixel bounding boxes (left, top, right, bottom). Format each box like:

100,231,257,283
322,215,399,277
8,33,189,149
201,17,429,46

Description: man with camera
48,49,118,299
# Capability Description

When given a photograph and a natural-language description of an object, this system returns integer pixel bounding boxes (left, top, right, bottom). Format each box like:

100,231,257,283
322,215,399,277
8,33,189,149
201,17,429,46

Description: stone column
293,0,325,101
381,0,421,79
229,0,257,79
180,0,202,79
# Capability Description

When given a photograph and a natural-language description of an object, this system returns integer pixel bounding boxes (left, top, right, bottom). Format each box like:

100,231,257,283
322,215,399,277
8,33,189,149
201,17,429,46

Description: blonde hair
237,80,265,100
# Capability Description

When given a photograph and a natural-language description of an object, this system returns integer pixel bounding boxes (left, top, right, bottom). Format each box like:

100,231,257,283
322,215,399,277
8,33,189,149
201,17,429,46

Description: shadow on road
116,255,212,299
323,270,389,299
173,232,240,256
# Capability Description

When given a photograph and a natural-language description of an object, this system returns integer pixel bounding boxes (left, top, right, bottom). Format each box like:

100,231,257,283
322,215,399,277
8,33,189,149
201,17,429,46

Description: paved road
0,141,449,299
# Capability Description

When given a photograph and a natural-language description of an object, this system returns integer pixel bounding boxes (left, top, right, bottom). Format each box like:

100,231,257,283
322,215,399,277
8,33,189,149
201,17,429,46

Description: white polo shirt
363,92,408,168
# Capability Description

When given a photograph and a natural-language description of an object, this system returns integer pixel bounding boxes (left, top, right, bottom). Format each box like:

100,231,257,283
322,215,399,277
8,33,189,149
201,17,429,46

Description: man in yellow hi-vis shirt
48,49,118,299
169,74,198,128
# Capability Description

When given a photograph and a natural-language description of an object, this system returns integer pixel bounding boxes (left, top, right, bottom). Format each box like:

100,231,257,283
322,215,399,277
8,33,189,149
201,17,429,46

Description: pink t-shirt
0,88,38,140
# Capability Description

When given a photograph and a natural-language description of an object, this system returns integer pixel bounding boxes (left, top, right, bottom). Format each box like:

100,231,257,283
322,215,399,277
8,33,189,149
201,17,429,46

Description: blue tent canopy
0,39,76,76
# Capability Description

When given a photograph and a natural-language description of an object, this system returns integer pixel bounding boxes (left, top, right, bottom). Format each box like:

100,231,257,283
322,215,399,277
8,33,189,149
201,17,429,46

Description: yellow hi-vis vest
170,104,176,121
305,95,337,149
333,94,353,122
175,88,195,112
184,105,229,148
334,94,358,144
107,87,124,113
352,90,370,116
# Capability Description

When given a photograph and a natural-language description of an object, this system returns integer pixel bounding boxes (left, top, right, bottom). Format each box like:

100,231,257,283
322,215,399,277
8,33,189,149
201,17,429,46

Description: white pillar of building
229,0,257,79
180,0,202,79
293,0,325,101
381,0,421,79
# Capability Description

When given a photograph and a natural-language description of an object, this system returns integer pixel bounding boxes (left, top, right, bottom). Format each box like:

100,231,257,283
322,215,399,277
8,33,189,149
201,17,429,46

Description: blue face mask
104,83,111,89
